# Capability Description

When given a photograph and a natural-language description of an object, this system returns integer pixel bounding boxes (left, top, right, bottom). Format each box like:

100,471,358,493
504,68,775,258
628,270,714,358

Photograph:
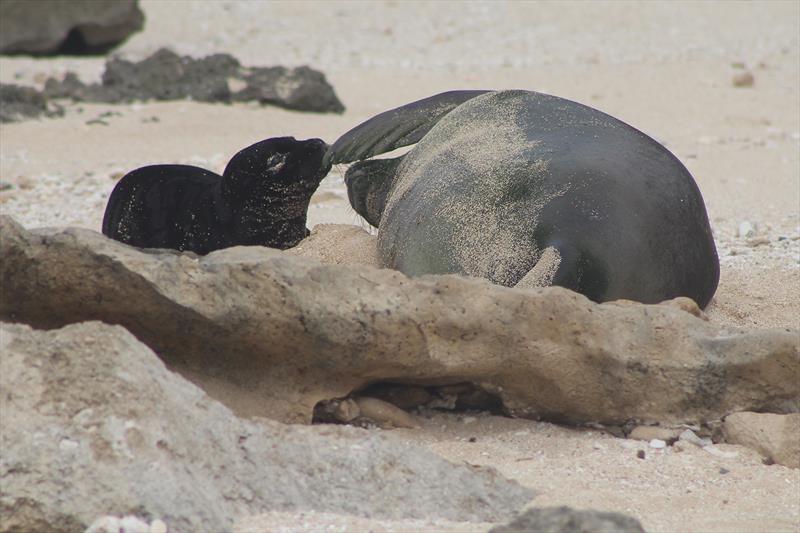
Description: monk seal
327,90,719,308
102,136,329,254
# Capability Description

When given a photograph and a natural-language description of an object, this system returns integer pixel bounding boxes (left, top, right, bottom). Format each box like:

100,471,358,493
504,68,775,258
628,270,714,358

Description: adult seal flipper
102,137,330,254
334,89,720,308
325,90,489,166
344,156,405,227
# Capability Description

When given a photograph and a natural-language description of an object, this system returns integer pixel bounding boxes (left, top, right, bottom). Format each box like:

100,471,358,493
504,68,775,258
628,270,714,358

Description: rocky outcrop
491,506,645,533
0,0,144,55
41,48,345,112
723,412,800,468
0,84,63,123
0,321,534,533
1,215,798,426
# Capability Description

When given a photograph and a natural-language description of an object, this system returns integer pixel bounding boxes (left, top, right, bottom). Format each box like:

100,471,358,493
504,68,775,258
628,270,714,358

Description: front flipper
345,156,404,228
514,241,609,303
514,246,562,289
325,90,490,165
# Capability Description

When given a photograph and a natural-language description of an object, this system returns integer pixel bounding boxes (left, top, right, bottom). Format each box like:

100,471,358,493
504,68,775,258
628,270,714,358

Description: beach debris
732,71,755,88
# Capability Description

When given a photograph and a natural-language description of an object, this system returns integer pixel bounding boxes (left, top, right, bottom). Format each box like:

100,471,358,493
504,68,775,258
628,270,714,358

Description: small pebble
468,437,477,443
637,450,646,459
732,71,755,87
58,438,78,452
85,516,120,533
719,467,730,475
738,220,758,238
119,516,151,533
679,429,712,448
149,519,168,533
649,438,666,449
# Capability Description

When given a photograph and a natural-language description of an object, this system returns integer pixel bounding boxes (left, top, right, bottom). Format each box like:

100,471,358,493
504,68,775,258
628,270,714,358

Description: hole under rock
312,381,507,428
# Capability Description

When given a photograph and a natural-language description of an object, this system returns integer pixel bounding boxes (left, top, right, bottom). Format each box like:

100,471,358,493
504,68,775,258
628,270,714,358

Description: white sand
1,1,798,531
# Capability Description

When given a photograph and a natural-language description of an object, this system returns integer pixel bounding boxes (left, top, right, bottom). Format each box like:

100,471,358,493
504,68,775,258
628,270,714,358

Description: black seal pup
327,90,719,308
102,136,329,254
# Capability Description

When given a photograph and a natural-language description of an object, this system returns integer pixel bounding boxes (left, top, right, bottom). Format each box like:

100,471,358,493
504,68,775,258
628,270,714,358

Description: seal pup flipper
326,90,490,165
221,137,331,249
102,164,223,252
344,156,404,228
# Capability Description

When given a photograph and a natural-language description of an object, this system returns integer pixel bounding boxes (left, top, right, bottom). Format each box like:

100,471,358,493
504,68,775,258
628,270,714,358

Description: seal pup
102,136,330,254
328,90,719,308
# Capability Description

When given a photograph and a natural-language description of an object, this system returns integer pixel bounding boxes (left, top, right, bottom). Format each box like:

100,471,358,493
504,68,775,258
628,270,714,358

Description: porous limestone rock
0,321,534,532
723,412,800,468
0,215,798,426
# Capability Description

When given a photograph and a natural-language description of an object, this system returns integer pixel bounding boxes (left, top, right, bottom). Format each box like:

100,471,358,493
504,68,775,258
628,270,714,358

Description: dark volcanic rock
0,0,144,55
491,506,646,533
236,66,346,113
98,48,240,102
40,47,345,112
0,84,63,123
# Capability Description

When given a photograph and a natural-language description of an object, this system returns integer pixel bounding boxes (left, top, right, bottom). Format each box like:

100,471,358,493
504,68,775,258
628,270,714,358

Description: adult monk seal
327,90,719,308
102,136,329,254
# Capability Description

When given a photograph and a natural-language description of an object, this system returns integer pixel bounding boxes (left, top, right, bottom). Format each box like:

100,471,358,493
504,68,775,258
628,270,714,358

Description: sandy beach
1,1,798,531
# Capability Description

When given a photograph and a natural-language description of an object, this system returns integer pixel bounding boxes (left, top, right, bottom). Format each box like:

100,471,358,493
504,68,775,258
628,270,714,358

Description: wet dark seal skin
102,137,330,254
327,90,720,308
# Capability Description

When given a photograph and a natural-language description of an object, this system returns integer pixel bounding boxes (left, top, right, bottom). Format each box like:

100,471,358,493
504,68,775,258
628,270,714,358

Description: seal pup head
221,136,331,248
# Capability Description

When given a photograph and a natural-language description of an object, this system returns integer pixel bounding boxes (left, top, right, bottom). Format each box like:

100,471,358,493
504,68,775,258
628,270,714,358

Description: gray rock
490,506,645,533
0,215,798,426
723,411,800,468
0,321,533,533
0,0,144,55
0,84,63,123
234,66,346,113
40,48,345,112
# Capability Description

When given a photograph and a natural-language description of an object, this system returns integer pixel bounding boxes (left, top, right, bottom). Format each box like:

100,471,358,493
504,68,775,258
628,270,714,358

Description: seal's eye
265,153,288,173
